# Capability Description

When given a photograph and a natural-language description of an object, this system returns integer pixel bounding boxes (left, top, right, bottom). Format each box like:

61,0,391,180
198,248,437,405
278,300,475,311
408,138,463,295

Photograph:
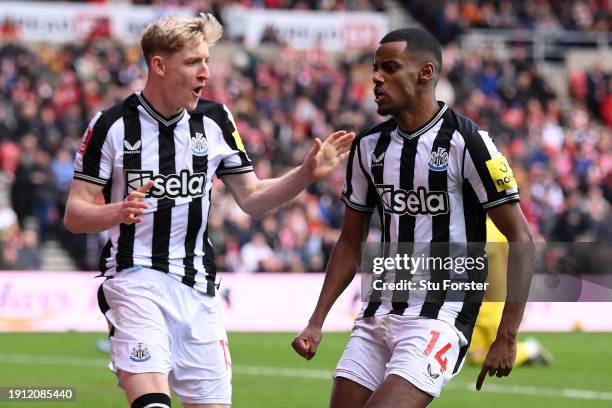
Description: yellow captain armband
485,156,517,192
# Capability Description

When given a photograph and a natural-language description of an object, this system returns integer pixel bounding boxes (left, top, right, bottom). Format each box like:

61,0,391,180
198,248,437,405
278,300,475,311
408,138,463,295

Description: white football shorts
98,267,231,405
335,315,468,398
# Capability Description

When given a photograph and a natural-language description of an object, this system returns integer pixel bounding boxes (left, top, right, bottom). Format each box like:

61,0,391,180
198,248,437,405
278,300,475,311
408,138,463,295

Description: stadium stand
0,1,609,271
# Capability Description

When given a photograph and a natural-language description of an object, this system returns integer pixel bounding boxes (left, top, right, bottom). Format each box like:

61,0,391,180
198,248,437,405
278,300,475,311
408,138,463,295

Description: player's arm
221,130,354,218
476,201,534,390
292,206,370,360
64,179,153,234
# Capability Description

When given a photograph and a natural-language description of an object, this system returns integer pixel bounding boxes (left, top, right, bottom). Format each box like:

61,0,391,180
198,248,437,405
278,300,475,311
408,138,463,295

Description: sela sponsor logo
125,169,206,199
191,132,208,156
124,139,142,154
428,147,449,171
376,185,449,216
129,343,151,362
372,152,385,167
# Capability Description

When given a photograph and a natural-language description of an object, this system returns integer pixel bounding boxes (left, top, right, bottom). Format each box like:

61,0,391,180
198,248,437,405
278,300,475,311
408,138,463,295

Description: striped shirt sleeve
341,139,376,213
216,105,254,176
73,111,114,187
463,129,520,210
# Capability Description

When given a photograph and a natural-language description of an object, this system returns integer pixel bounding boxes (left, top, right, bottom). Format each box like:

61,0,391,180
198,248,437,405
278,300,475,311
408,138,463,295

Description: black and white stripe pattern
73,93,254,295
342,102,519,340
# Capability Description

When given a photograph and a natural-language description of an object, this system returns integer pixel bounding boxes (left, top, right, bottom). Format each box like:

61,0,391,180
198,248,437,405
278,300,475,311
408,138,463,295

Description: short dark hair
380,28,442,74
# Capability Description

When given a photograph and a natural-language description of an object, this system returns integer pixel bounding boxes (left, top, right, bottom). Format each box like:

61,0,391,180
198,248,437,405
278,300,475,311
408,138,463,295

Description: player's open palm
476,337,516,390
292,326,323,360
118,181,153,225
303,131,355,181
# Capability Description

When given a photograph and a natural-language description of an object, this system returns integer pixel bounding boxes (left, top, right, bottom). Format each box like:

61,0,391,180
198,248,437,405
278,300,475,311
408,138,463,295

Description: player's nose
198,63,210,81
372,71,383,85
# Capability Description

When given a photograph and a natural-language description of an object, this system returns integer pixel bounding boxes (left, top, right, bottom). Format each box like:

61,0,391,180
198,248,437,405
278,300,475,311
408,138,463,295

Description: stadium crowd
0,4,609,271
126,0,385,12
406,0,610,44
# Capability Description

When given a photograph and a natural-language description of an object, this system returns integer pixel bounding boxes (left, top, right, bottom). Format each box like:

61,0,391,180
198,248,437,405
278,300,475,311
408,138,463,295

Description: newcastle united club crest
191,132,208,156
129,343,151,362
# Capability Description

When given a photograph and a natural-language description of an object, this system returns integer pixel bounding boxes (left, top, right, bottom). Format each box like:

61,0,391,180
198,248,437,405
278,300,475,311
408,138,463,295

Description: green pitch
0,332,610,407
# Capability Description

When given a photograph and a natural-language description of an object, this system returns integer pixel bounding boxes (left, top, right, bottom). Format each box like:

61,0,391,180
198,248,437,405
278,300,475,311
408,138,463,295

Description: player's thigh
334,317,391,393
386,316,465,398
330,376,372,408
100,274,174,403
363,374,433,408
170,293,232,406
183,404,230,408
118,371,170,405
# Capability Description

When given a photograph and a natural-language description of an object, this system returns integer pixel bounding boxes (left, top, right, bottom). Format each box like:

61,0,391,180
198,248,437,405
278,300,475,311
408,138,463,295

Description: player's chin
185,98,199,111
376,105,392,116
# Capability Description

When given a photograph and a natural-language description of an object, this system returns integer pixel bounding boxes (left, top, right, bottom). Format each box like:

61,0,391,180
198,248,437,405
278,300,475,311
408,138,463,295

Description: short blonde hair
140,13,223,64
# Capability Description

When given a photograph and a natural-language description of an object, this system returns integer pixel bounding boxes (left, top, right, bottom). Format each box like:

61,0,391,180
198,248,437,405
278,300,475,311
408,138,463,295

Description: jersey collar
396,102,448,140
137,92,186,127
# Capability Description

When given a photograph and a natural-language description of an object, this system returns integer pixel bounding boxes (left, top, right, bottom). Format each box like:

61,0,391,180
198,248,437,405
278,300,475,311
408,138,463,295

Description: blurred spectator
15,229,42,270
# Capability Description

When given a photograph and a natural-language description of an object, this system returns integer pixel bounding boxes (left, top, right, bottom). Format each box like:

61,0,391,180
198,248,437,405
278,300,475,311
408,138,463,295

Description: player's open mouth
192,86,204,98
374,87,386,103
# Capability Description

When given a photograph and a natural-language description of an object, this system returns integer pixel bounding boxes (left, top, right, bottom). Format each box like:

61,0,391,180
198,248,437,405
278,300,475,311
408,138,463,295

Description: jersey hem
481,195,520,209
74,173,108,186
216,166,254,176
341,194,375,213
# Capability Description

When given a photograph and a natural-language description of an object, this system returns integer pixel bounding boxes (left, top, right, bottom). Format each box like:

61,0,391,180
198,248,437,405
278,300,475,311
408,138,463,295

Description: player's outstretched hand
475,336,516,390
118,181,153,225
292,326,323,360
302,130,355,181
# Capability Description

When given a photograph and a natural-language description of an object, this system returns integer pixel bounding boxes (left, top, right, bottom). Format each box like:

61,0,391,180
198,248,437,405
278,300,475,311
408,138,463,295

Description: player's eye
382,63,398,73
381,62,400,73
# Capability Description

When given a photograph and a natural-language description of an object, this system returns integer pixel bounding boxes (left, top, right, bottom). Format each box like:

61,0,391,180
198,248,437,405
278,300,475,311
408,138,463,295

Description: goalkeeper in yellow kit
468,218,553,366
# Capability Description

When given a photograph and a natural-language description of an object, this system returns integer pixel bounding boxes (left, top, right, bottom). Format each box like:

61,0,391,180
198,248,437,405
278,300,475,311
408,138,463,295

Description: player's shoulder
446,108,491,145
354,119,397,148
190,98,234,129
191,98,225,115
358,118,396,139
93,93,138,131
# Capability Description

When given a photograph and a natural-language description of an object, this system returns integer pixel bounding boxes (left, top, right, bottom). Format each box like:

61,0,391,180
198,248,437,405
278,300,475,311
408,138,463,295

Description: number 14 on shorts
220,339,232,370
423,330,452,373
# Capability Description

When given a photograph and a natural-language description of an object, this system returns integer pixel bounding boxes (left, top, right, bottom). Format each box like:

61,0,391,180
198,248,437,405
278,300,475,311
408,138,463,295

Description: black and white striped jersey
74,93,253,295
342,102,519,340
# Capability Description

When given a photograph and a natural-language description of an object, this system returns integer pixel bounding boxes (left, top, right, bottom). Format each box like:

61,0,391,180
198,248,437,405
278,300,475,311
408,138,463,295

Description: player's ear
418,62,435,83
150,55,166,76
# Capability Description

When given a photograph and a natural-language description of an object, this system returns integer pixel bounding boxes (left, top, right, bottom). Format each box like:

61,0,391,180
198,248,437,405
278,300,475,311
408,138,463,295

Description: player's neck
394,98,440,135
141,85,183,119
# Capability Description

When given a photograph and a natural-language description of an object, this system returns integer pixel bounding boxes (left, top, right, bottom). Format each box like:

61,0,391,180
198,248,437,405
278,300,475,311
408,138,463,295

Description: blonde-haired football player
65,13,353,408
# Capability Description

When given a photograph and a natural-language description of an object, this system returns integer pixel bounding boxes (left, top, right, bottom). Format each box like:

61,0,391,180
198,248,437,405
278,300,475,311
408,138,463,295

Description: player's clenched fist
292,326,322,360
118,181,153,225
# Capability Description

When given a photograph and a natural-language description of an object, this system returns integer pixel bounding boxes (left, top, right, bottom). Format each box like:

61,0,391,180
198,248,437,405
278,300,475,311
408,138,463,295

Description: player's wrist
495,330,517,343
297,162,314,183
108,202,124,225
307,317,324,329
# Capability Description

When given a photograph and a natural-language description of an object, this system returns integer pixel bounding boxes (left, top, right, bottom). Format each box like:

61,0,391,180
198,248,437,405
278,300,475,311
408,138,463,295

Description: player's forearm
64,197,121,234
497,231,534,341
242,165,312,217
308,238,361,328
